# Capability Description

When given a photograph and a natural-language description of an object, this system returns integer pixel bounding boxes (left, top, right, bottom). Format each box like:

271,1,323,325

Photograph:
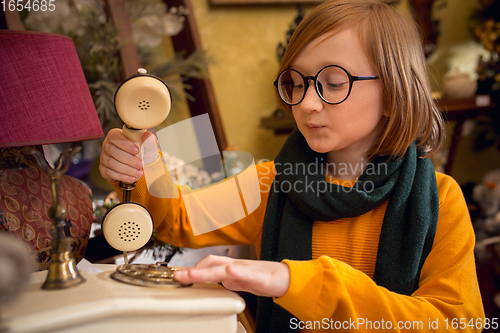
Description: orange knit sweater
113,160,485,332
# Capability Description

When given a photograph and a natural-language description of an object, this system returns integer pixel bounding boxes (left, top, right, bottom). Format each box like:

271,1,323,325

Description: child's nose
300,84,323,113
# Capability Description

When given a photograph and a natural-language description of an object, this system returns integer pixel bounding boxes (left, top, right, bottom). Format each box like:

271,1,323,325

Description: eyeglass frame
273,64,379,106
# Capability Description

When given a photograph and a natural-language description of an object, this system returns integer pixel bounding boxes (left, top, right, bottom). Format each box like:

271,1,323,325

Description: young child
100,0,485,331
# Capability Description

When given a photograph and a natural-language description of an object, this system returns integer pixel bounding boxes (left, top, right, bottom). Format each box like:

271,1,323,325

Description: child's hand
173,255,290,298
99,128,158,183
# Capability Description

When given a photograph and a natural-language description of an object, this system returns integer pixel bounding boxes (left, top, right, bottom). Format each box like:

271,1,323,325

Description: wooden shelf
437,95,497,174
438,95,497,121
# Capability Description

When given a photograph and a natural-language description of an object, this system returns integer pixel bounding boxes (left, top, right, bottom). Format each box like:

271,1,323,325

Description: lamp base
42,237,86,290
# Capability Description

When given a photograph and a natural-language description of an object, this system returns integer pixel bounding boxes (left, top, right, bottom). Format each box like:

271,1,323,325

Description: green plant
23,0,210,133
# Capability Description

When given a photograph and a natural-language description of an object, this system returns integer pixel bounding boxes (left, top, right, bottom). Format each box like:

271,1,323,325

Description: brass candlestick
30,147,86,290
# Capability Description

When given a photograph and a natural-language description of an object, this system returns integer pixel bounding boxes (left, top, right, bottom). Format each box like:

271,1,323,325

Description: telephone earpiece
102,202,153,252
114,71,171,130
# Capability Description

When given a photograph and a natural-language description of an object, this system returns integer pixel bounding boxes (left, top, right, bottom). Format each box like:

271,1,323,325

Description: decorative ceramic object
0,147,93,271
443,71,478,99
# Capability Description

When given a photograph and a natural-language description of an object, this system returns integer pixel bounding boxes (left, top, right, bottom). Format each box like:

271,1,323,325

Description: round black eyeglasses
274,65,379,106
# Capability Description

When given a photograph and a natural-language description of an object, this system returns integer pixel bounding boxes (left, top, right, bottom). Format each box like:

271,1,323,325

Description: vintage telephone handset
102,68,171,263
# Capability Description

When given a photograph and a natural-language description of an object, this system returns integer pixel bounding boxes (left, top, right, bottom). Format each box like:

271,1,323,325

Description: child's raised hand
99,128,158,183
173,255,290,298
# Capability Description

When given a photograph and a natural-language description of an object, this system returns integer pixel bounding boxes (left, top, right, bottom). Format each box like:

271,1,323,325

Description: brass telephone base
110,264,190,288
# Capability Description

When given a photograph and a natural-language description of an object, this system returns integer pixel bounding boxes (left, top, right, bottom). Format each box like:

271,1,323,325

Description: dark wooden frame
209,0,318,5
103,0,141,80
408,0,439,57
165,0,228,151
0,7,24,30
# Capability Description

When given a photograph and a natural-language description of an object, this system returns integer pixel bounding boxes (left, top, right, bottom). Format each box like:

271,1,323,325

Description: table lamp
0,30,104,290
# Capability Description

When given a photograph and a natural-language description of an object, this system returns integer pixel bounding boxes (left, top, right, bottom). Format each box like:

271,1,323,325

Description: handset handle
121,125,146,188
122,124,146,159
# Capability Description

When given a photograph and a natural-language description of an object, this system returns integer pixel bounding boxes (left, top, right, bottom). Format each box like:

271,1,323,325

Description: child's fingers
103,144,143,171
99,163,140,184
106,128,140,155
174,264,230,284
194,255,235,269
99,150,143,183
174,259,289,298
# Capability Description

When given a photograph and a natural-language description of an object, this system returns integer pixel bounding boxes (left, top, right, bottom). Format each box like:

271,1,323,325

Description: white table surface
0,264,246,333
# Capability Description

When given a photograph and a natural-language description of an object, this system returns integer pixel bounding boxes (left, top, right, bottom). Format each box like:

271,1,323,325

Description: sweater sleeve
110,158,276,249
275,173,486,332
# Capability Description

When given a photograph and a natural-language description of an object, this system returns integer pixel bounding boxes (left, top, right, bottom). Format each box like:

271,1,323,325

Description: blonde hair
278,0,444,158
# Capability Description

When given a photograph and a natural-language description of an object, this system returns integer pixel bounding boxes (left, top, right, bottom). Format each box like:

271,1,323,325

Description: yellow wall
189,0,314,161
188,0,500,184
186,0,408,162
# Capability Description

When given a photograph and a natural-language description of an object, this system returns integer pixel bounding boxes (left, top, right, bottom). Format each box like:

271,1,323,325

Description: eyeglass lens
277,66,350,105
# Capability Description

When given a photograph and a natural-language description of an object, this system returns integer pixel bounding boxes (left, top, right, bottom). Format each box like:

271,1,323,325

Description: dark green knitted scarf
255,129,439,333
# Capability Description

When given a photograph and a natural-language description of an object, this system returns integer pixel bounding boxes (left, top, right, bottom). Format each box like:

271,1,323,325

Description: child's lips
307,123,325,132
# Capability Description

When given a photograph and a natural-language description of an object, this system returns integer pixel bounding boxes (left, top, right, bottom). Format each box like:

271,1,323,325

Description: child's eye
327,82,348,89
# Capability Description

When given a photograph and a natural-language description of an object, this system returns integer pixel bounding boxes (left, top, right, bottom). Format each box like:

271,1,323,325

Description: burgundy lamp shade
0,30,103,147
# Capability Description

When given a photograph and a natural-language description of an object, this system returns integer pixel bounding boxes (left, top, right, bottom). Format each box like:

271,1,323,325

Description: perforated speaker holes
138,100,150,110
118,221,141,242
